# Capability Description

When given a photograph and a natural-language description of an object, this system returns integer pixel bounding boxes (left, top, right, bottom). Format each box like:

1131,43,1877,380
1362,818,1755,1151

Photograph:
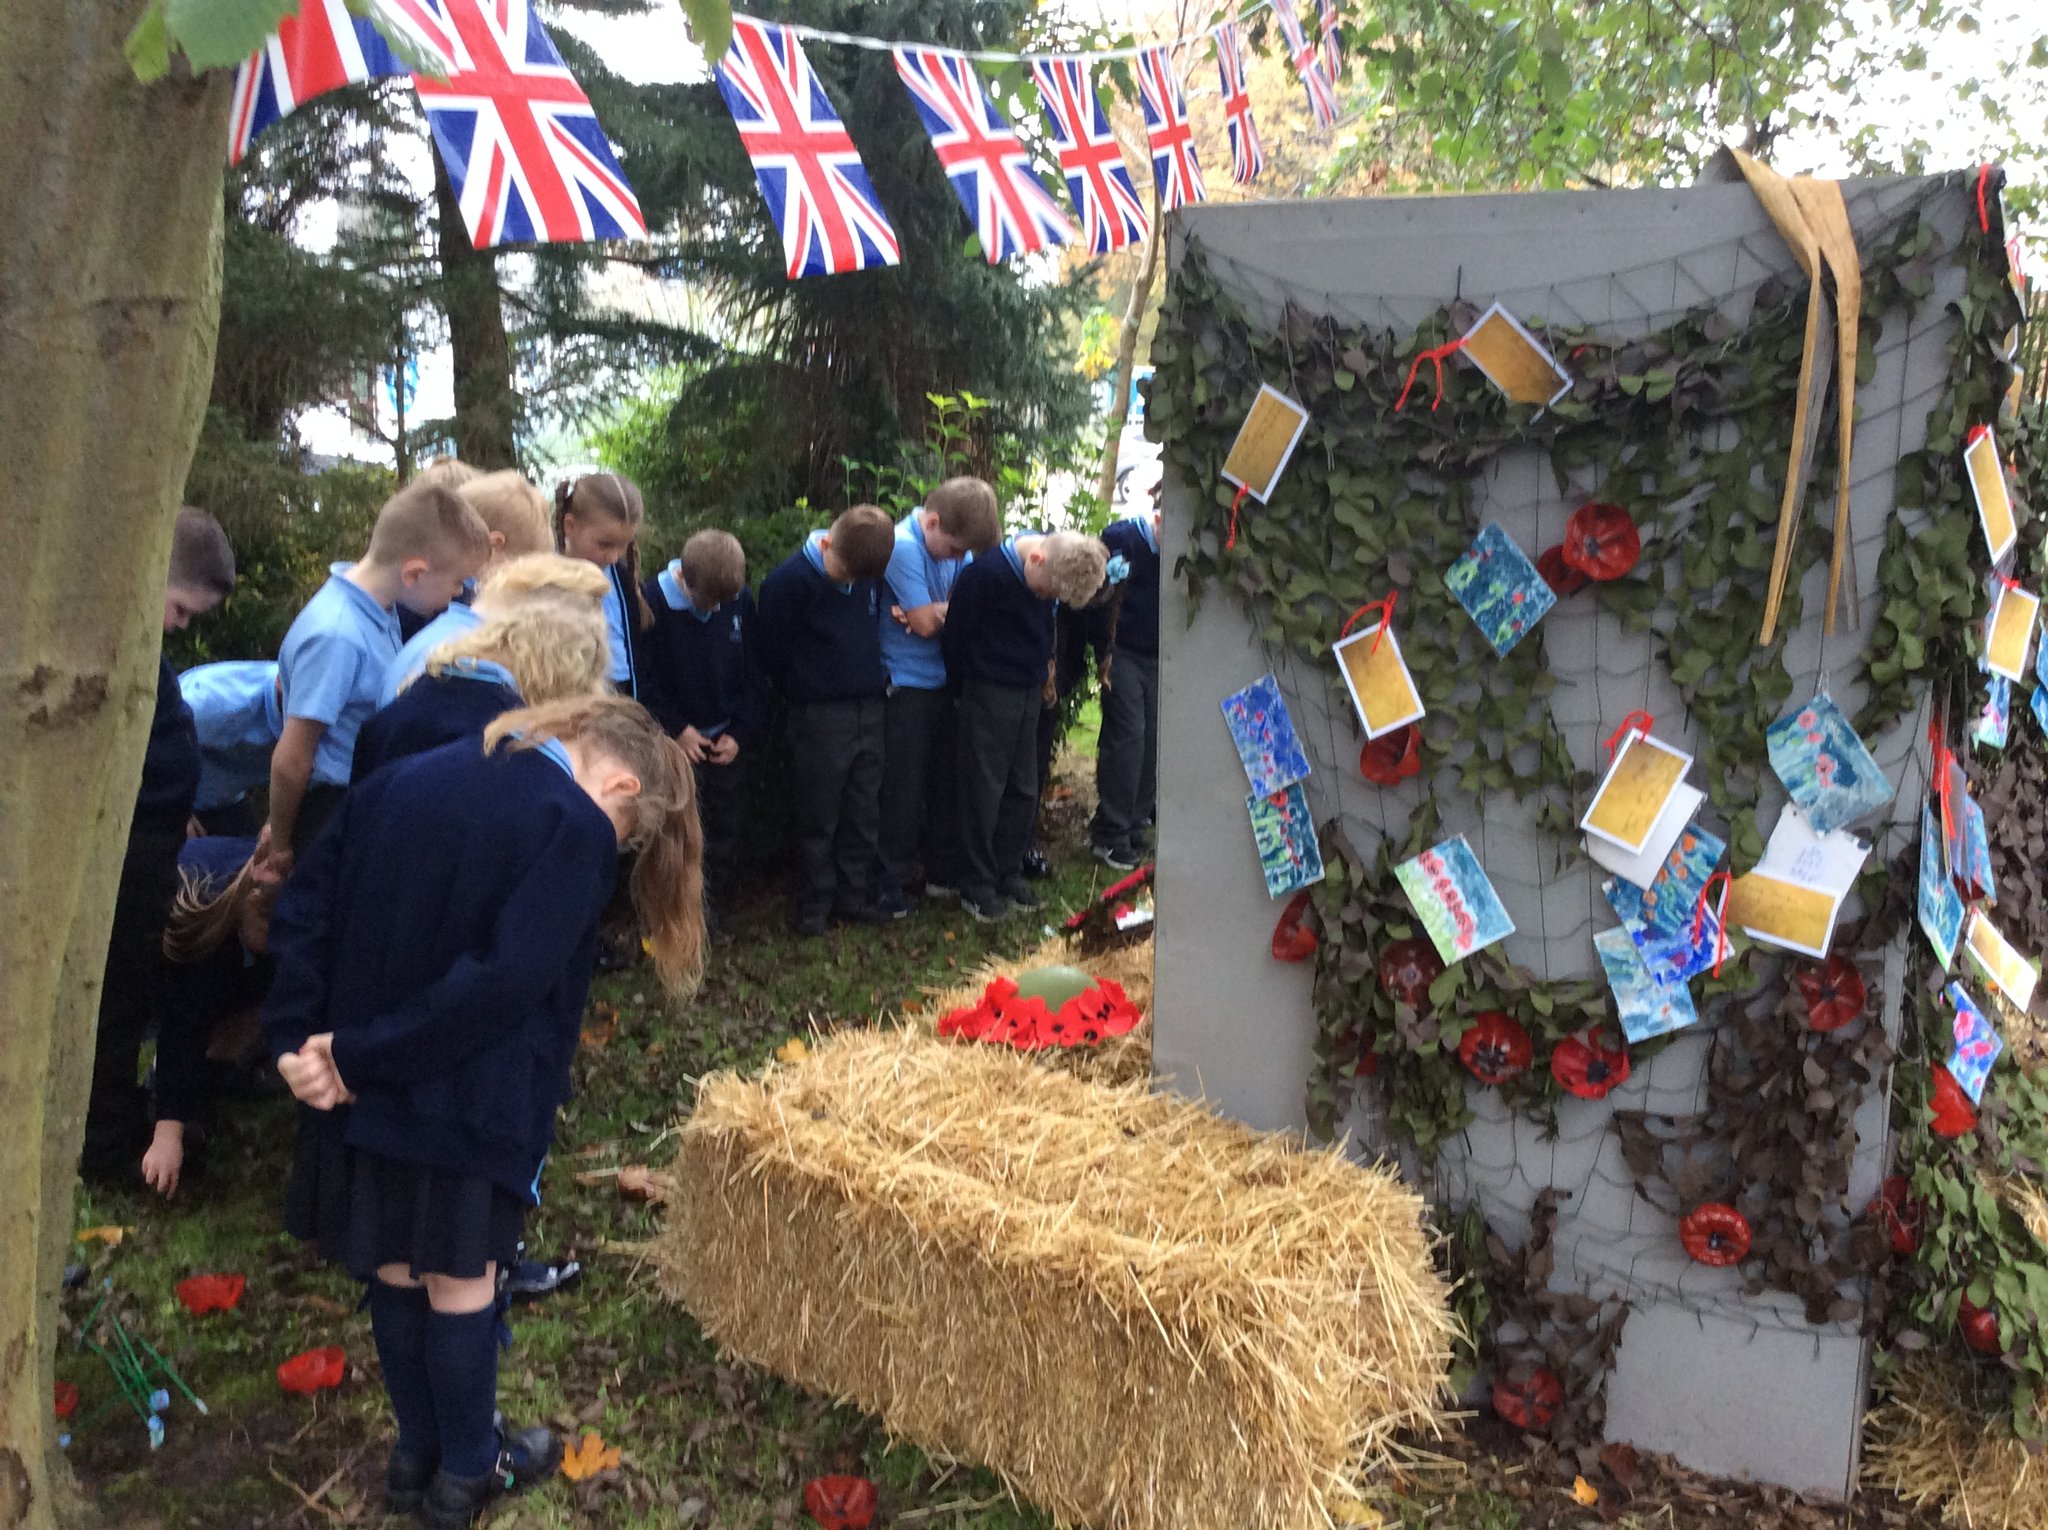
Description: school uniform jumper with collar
352,659,524,784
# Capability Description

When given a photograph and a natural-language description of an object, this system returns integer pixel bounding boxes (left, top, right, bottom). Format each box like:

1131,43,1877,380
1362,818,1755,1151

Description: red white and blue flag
1135,46,1204,211
1274,2,1339,128
715,18,900,279
227,0,420,164
1030,57,1148,255
1212,22,1264,185
1318,0,1343,83
893,46,1073,263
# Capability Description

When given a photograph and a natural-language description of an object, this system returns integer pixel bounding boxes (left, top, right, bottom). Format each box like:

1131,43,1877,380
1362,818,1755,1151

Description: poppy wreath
1796,955,1867,1033
1271,890,1319,962
1491,1364,1564,1432
1457,1011,1534,1086
277,1345,346,1395
1560,501,1641,581
1358,724,1423,786
1958,1296,2004,1356
1377,936,1445,1011
802,1475,879,1530
1551,1029,1631,1100
1679,1202,1752,1267
1867,1175,1924,1256
938,974,1142,1052
1929,1064,1979,1138
1535,543,1590,596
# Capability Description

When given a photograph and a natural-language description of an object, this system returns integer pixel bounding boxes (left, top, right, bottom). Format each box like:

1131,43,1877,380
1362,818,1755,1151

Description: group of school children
83,458,1157,1527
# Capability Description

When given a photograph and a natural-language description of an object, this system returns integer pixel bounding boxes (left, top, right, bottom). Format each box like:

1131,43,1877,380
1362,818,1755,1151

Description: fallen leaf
76,1226,128,1247
1327,1496,1383,1527
1598,1439,1640,1490
774,1037,810,1065
616,1165,661,1202
1571,1475,1600,1506
298,1293,352,1318
561,1430,622,1482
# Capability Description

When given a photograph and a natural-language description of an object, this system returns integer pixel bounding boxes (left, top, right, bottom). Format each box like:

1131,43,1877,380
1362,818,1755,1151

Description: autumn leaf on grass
581,1002,620,1049
561,1431,621,1482
76,1226,129,1247
774,1037,810,1065
1327,1497,1382,1528
1570,1476,1600,1506
616,1165,662,1202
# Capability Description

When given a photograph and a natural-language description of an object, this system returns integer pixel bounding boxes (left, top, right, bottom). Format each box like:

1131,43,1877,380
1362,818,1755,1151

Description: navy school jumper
636,578,762,744
349,668,523,785
753,549,888,705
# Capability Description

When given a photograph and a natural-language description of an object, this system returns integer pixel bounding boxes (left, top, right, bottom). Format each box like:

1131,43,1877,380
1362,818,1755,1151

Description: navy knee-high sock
424,1306,500,1479
367,1282,437,1462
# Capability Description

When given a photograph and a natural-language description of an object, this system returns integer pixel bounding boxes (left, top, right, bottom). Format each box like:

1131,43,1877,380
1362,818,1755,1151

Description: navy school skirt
284,1107,526,1282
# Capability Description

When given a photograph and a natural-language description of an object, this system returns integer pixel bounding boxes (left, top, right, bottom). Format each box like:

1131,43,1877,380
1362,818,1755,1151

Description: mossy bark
434,158,520,470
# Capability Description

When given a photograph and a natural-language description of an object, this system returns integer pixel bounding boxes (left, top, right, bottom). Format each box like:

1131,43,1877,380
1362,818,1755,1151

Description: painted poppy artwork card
1974,674,2012,749
1918,805,1965,970
1443,523,1557,657
1582,731,1693,855
1765,692,1894,835
1946,982,2003,1105
1220,673,1311,796
1333,623,1427,740
1587,783,1704,890
1956,791,1996,905
1594,926,1700,1044
1601,821,1727,985
1220,384,1311,504
1965,911,2038,1011
1965,426,2018,564
1246,782,1325,899
1984,582,2040,682
1394,834,1515,964
1458,302,1573,408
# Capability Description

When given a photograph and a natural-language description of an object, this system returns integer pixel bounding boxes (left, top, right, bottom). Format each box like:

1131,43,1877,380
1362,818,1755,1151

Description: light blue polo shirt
278,563,404,787
879,512,967,691
380,601,484,705
602,564,634,687
179,660,282,812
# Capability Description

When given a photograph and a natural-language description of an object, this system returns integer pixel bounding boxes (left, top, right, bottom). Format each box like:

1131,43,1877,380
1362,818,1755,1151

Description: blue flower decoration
1105,554,1132,585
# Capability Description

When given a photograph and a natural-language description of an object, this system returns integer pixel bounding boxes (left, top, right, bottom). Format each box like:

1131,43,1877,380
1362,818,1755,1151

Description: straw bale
914,932,1154,1087
657,1029,1455,1530
1863,1357,2048,1528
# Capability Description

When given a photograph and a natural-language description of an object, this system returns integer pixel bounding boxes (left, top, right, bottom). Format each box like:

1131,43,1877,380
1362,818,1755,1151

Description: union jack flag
715,19,899,279
412,0,647,248
1212,22,1264,185
1135,47,1204,211
227,0,419,164
1318,0,1343,82
1030,57,1148,255
1274,2,1339,128
893,46,1073,263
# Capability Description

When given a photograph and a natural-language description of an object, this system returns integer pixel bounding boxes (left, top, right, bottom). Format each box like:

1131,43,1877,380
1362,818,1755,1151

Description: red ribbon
1935,741,1957,850
1976,163,1993,234
1693,870,1733,980
1339,591,1399,654
1394,335,1468,412
1602,710,1655,759
1225,482,1250,550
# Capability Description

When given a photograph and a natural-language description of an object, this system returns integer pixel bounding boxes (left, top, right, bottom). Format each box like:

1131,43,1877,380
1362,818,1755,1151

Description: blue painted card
1918,805,1964,970
2034,636,2048,732
1595,926,1700,1043
1766,692,1894,834
1393,834,1515,964
1220,673,1312,796
1974,674,2012,749
1601,821,1727,986
1247,782,1325,898
1954,789,1997,906
1443,523,1557,657
1946,981,2003,1104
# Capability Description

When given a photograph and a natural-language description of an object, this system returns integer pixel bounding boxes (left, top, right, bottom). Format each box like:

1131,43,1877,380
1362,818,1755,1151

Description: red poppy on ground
1796,956,1867,1033
1359,724,1422,786
54,1381,78,1419
1679,1203,1752,1267
277,1345,346,1395
1457,1011,1534,1086
802,1475,879,1530
1561,502,1641,581
1551,1031,1631,1100
1536,545,1590,596
176,1273,246,1316
1868,1176,1926,1256
1492,1366,1564,1432
1377,937,1445,1011
1930,1065,1979,1138
1271,891,1319,963
1959,1297,2003,1356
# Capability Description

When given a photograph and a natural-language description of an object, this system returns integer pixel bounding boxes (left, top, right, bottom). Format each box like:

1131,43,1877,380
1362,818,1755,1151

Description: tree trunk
0,8,230,1528
1095,192,1166,508
434,158,519,469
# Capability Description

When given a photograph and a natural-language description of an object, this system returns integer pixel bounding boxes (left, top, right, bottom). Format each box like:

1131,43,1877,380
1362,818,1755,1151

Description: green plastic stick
136,1335,208,1416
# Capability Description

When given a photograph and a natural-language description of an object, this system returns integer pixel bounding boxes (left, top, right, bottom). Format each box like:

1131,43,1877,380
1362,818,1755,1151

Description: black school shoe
872,886,913,921
999,876,1045,913
387,1446,434,1514
421,1426,562,1528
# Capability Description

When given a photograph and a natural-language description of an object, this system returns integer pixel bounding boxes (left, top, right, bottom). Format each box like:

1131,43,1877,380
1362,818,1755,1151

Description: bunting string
752,1,1280,65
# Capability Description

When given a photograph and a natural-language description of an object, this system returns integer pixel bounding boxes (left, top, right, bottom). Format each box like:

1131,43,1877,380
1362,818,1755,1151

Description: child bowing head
556,473,654,696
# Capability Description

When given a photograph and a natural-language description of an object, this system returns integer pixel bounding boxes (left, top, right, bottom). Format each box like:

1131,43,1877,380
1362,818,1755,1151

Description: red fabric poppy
1377,937,1445,1011
277,1345,346,1395
1550,1031,1631,1099
54,1381,78,1419
802,1475,879,1530
1868,1176,1925,1256
1457,1011,1534,1086
1359,725,1422,786
1679,1203,1752,1267
1561,502,1640,581
1535,545,1589,596
1796,956,1867,1033
1930,1065,1979,1138
176,1273,246,1316
1271,891,1319,963
1492,1365,1564,1431
1960,1297,2003,1356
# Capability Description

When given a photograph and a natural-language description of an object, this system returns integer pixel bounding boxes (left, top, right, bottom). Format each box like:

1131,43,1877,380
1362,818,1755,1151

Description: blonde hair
678,530,747,607
925,477,1001,552
163,862,272,963
1036,530,1111,606
473,552,611,615
369,480,492,570
424,602,610,707
483,696,705,995
459,471,553,558
556,473,652,631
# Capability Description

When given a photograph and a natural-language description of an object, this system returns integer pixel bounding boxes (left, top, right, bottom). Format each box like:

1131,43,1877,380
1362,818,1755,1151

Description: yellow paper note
1221,384,1311,503
1966,428,2017,563
1460,303,1572,407
1333,625,1426,740
1984,583,2040,681
1582,735,1690,853
1727,872,1839,957
1966,911,2038,1010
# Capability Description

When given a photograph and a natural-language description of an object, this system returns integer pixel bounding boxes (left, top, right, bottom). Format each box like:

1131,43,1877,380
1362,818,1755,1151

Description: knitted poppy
1492,1365,1564,1432
1868,1176,1925,1256
1930,1065,1979,1138
1679,1203,1751,1267
1561,502,1640,581
1376,937,1445,1012
1271,891,1319,963
1959,1297,2003,1356
1796,956,1866,1033
1359,724,1422,786
176,1273,246,1316
1536,544,1590,596
277,1345,346,1395
802,1474,879,1530
1550,1031,1630,1099
1457,1011,1533,1086
53,1381,78,1419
